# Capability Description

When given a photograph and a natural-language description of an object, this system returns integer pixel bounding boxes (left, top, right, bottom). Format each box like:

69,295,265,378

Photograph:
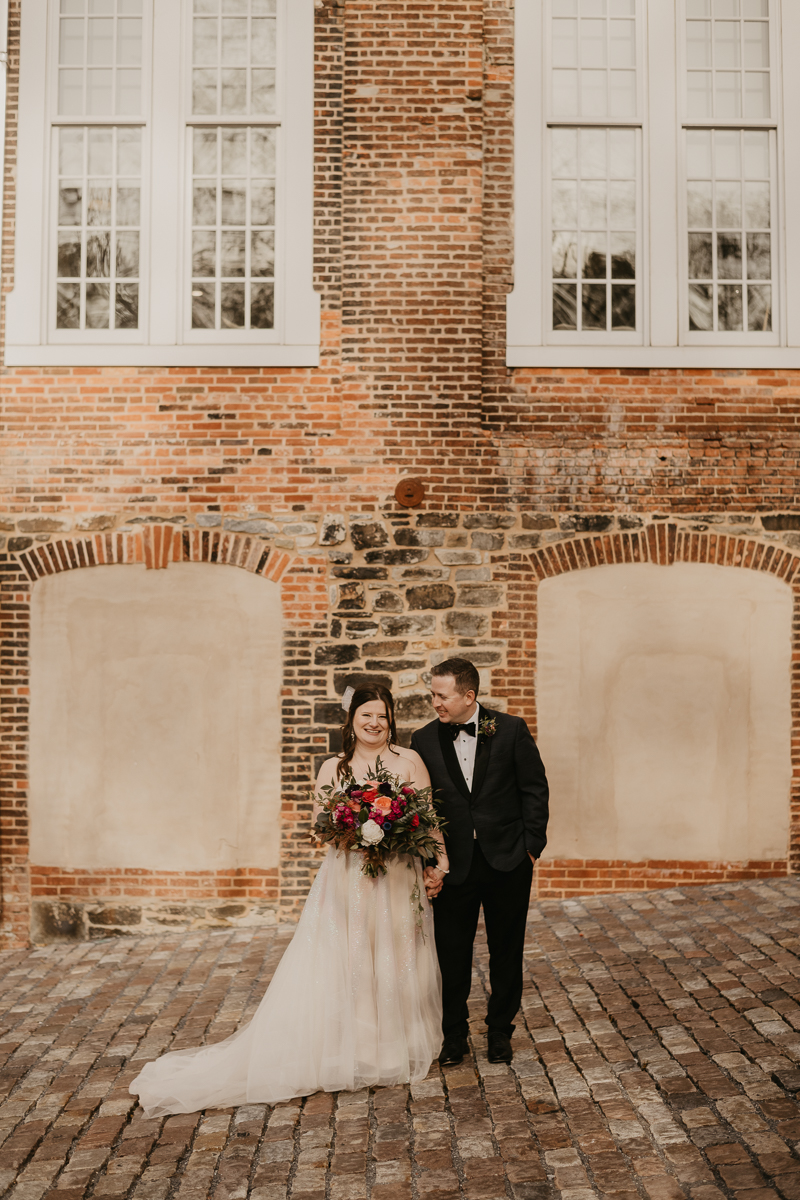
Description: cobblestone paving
4,879,800,1200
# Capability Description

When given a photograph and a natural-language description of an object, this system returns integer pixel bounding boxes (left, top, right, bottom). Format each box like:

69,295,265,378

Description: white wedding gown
130,849,442,1116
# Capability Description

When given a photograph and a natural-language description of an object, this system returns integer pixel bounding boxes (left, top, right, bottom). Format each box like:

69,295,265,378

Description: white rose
360,819,385,846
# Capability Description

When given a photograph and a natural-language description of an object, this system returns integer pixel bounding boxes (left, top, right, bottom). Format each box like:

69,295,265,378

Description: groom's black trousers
432,842,533,1040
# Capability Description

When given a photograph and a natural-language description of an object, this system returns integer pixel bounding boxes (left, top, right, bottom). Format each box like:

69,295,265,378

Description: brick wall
1,1,798,945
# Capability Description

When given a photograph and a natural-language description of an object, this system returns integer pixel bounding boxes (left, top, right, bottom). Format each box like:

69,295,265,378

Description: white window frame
5,0,319,368
508,0,800,368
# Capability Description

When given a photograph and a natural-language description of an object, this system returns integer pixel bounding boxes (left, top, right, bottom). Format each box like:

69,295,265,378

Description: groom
411,658,549,1066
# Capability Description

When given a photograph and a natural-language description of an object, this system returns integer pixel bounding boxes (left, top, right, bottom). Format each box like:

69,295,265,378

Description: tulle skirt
129,849,443,1116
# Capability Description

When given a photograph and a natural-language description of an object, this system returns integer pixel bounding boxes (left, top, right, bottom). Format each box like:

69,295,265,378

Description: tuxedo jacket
410,708,549,886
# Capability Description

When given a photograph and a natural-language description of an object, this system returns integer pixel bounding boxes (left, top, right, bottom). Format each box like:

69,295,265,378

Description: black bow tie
450,722,476,739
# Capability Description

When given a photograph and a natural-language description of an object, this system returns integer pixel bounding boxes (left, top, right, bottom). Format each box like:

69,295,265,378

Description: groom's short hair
431,658,480,697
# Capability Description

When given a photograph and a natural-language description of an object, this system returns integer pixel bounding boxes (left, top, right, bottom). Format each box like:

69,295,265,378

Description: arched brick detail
523,525,800,897
0,531,318,948
15,526,293,584
528,525,800,583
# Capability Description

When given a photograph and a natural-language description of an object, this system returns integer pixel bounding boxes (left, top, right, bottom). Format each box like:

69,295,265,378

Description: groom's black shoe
438,1035,469,1067
487,1031,513,1063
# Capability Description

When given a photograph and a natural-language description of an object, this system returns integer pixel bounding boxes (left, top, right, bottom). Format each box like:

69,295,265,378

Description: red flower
411,814,420,828
362,788,379,803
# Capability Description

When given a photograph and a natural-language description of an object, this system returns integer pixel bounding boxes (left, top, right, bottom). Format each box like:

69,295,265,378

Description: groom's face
430,675,477,724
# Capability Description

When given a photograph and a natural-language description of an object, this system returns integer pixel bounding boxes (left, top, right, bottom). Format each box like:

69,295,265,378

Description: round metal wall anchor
395,479,425,508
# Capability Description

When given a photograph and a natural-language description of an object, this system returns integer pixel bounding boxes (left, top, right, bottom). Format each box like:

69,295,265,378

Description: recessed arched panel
537,562,792,862
29,563,283,871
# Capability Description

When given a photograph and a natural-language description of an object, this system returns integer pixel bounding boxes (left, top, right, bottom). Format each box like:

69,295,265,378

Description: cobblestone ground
4,879,800,1200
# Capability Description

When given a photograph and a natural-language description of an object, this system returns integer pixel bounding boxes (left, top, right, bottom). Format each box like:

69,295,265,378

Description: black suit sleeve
513,718,549,859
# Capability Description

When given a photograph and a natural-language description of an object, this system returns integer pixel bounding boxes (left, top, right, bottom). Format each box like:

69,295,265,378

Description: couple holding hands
131,658,549,1116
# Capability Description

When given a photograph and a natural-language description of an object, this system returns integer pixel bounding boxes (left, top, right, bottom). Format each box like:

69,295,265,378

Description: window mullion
148,0,182,346
648,0,679,347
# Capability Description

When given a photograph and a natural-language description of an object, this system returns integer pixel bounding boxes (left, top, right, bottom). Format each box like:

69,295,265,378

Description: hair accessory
341,685,355,713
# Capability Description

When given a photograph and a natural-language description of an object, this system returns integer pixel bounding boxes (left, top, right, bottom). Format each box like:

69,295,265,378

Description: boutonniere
479,716,497,739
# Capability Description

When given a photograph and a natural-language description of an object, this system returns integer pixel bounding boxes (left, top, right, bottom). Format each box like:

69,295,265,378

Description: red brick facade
2,1,799,945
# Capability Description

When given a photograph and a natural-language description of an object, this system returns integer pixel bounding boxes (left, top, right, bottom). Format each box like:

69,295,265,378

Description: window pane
688,284,713,330
58,2,144,116
582,284,607,328
685,128,773,335
550,126,637,334
57,284,81,329
115,283,138,329
192,0,278,115
611,284,635,329
746,232,770,279
56,126,141,330
191,127,276,331
686,2,770,118
86,281,110,328
251,284,274,329
718,284,743,330
553,284,578,330
748,284,771,331
552,231,578,278
551,3,636,116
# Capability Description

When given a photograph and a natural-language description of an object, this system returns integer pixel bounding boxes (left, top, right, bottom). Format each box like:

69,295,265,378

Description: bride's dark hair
337,684,397,779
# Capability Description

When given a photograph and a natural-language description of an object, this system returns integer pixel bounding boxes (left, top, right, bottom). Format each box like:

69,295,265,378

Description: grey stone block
396,693,434,721
463,514,515,529
315,701,346,724
224,518,279,535
373,591,404,612
196,513,222,527
365,548,428,565
320,515,347,545
350,521,389,549
455,568,491,581
406,584,455,610
332,566,388,580
521,513,557,530
314,643,361,666
508,534,541,549
457,584,502,607
363,640,407,656
344,620,380,639
444,610,490,637
394,527,446,547
31,901,85,944
380,614,437,636
559,514,613,533
471,531,505,550
87,906,142,927
434,549,482,565
416,513,459,527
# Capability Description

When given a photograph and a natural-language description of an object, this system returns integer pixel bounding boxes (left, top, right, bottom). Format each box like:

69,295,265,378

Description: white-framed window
6,0,319,368
508,0,800,367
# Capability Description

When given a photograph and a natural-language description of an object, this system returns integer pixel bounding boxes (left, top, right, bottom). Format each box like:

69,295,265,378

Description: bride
130,684,448,1117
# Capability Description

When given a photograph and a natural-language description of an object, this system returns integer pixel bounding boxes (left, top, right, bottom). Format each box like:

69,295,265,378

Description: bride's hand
423,865,444,899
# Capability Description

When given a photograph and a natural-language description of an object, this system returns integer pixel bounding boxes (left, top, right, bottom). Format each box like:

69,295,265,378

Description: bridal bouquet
312,758,445,878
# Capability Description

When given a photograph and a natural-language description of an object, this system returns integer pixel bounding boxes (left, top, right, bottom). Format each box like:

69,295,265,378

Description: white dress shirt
453,703,480,791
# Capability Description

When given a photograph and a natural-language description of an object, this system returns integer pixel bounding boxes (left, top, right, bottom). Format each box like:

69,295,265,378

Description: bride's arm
312,757,339,821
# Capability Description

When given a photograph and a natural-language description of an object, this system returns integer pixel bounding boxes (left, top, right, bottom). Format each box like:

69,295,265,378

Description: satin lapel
436,721,472,802
470,709,495,799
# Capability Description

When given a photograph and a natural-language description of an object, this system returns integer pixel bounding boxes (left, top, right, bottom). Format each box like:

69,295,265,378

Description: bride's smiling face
352,700,390,749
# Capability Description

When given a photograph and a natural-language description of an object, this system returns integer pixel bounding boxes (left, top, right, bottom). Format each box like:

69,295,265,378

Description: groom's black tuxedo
410,707,549,885
411,705,549,1042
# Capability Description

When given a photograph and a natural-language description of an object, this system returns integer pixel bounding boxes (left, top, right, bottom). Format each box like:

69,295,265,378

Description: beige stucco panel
537,562,791,862
29,563,283,871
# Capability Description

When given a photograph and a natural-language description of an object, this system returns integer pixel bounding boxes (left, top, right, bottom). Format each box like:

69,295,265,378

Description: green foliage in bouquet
311,757,446,878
